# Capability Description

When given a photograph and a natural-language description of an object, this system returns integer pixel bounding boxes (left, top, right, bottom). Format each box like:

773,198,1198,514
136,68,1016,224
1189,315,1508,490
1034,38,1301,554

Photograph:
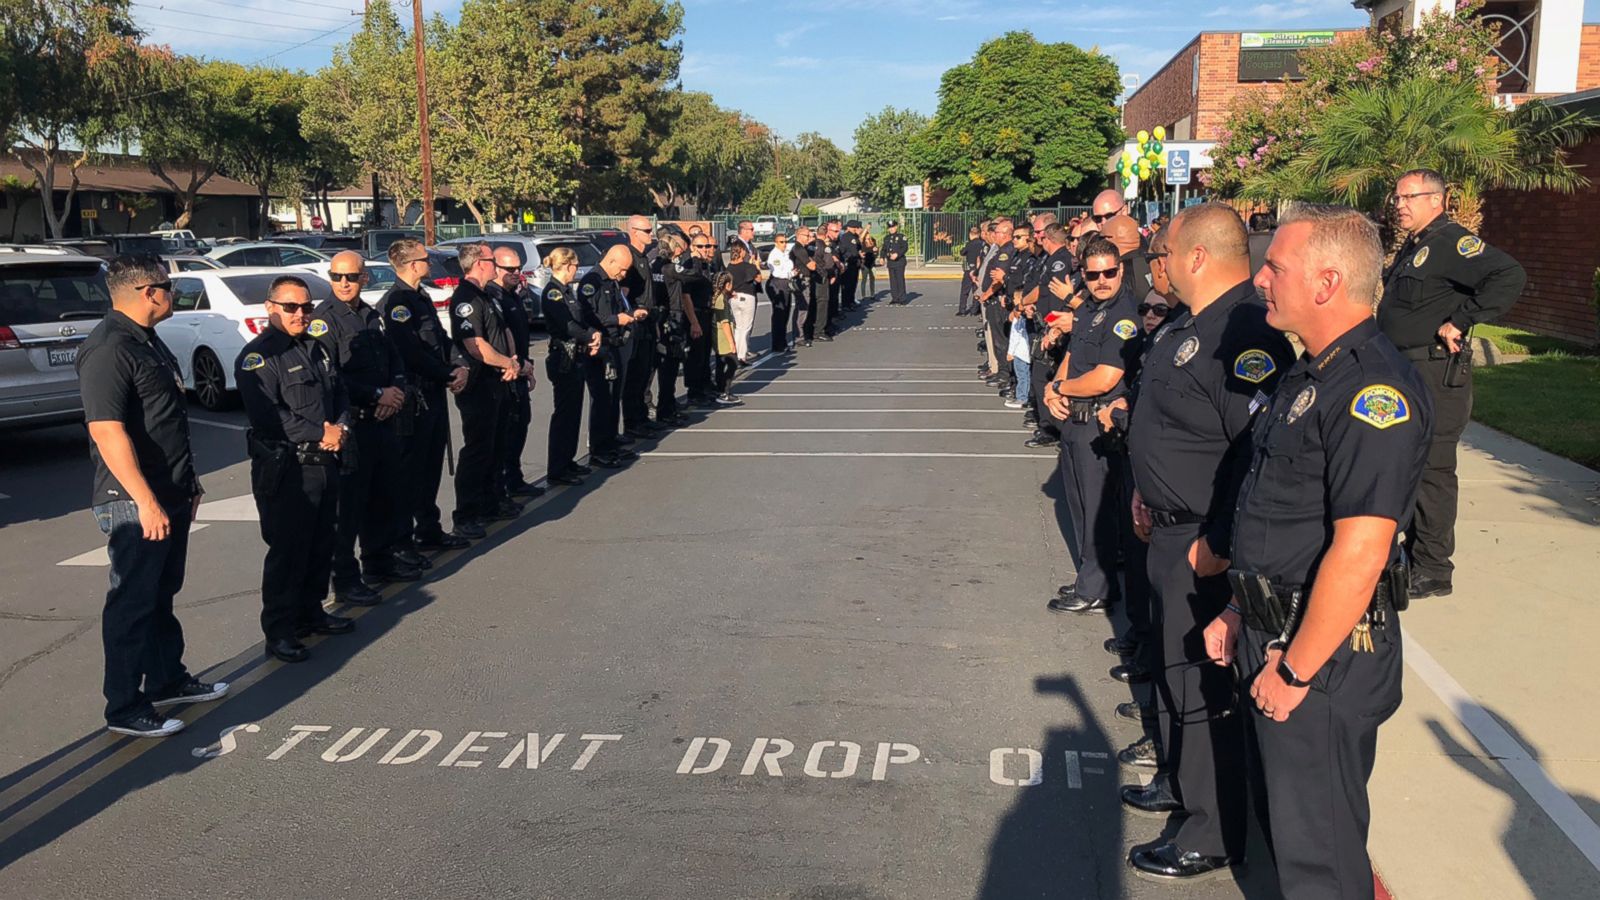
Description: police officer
680,232,719,403
883,221,910,305
541,247,602,485
976,218,1015,382
1119,204,1294,881
381,238,471,551
1027,223,1077,449
1205,203,1432,896
619,216,665,439
790,225,819,347
1380,168,1525,599
449,242,522,536
308,251,416,605
1043,236,1143,615
236,275,356,663
577,246,647,467
656,232,695,425
958,224,983,315
487,245,542,499
838,220,862,311
816,221,840,340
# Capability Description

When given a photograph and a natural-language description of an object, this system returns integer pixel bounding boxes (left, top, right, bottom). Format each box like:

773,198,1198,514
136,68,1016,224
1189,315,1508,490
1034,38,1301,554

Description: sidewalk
1370,423,1600,899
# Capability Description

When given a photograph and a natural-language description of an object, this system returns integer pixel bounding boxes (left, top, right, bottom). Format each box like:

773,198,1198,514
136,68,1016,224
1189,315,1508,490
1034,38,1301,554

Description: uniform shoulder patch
544,287,562,301
1232,348,1277,384
241,352,265,371
1411,246,1430,268
997,253,1010,261
1456,235,1485,258
1051,260,1065,272
307,319,329,338
1112,319,1138,340
388,304,412,323
454,302,473,318
581,283,596,296
1349,384,1412,429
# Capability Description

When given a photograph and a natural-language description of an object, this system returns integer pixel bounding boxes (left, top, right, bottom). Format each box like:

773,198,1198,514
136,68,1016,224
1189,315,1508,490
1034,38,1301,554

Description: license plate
48,346,78,366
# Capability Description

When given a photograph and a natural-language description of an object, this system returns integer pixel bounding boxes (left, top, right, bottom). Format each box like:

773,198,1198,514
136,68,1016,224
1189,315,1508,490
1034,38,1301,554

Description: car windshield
364,266,397,291
221,272,335,306
114,236,165,256
0,262,111,326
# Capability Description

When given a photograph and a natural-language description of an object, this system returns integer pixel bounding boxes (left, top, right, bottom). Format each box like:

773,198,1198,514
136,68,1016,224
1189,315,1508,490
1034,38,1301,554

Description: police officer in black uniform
381,238,472,551
976,219,1014,381
790,225,819,347
958,224,983,315
1043,236,1143,615
883,220,910,305
656,232,696,423
1203,204,1432,895
680,232,719,403
1119,205,1294,880
541,247,601,485
1028,223,1077,448
449,242,523,537
308,251,417,605
237,275,356,663
619,216,666,439
814,223,840,341
1379,168,1524,599
488,245,543,499
577,245,646,467
837,220,862,311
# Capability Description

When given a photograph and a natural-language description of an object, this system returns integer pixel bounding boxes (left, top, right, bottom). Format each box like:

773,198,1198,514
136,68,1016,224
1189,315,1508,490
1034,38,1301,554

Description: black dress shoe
392,548,431,570
452,521,487,540
614,448,641,461
1122,775,1185,817
590,454,625,469
1048,594,1108,614
335,583,383,606
1410,575,1453,599
365,562,422,583
414,531,470,551
1056,583,1076,598
625,425,657,439
1116,700,1156,723
549,471,585,486
1118,736,1161,770
569,462,594,475
1104,636,1139,657
508,481,546,498
267,638,310,663
1024,433,1059,449
1129,841,1239,883
298,613,355,637
487,502,522,521
1111,663,1152,685
616,432,637,446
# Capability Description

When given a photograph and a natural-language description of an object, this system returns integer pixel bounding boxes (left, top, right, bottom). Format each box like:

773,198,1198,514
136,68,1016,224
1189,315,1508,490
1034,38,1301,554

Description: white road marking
675,428,1027,435
56,524,211,567
719,408,1019,415
754,367,973,371
730,392,998,398
643,452,1053,460
189,417,248,431
737,379,981,384
0,492,10,500
196,494,258,522
1404,633,1600,872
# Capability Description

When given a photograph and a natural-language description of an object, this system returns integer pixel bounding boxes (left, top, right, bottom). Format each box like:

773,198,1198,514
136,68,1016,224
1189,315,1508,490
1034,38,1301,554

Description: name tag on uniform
1248,390,1269,415
288,365,304,373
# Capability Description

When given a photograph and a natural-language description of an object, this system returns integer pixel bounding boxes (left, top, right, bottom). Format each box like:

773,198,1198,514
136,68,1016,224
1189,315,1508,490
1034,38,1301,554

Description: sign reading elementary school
1239,31,1337,50
1238,30,1338,81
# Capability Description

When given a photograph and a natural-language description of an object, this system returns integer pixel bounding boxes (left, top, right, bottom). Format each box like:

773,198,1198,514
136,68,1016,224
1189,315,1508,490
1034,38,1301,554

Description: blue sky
134,0,1600,150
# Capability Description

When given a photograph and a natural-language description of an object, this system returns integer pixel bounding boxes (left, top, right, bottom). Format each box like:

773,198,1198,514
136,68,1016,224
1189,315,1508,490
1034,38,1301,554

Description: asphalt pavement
2,281,1278,897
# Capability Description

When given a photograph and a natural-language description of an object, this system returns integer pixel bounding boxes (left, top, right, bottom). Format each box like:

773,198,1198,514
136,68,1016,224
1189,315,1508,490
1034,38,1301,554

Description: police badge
1173,336,1199,367
1286,385,1316,424
1092,310,1106,328
1412,246,1430,268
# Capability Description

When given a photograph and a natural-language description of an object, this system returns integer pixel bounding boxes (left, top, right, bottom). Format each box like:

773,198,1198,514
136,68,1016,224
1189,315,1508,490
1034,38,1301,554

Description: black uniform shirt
309,295,406,407
1035,247,1076,323
980,245,1014,296
541,279,598,348
815,239,838,281
380,282,453,387
1378,217,1526,351
1121,248,1154,297
620,244,654,310
236,327,350,444
884,232,909,264
576,269,627,345
790,242,815,282
489,281,531,360
1127,281,1295,556
837,230,861,266
449,278,512,376
76,310,200,506
1063,284,1143,400
1232,317,1434,586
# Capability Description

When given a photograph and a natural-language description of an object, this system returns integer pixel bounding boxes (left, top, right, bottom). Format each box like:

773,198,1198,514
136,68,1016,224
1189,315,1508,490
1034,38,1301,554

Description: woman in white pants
726,243,762,364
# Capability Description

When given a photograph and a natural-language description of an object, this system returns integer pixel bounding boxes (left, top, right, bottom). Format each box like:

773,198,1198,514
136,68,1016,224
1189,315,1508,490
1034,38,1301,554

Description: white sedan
157,267,336,411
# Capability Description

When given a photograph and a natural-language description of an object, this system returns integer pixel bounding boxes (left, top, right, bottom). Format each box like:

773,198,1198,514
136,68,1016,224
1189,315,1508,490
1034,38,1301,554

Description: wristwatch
1276,654,1313,688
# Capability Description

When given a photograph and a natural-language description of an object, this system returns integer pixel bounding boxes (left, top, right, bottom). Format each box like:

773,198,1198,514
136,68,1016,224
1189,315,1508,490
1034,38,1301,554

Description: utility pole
411,0,436,245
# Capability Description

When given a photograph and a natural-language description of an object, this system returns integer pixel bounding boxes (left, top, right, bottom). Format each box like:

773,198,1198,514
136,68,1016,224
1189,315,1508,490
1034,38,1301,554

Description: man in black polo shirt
619,215,663,439
77,255,228,738
450,242,523,533
489,245,543,500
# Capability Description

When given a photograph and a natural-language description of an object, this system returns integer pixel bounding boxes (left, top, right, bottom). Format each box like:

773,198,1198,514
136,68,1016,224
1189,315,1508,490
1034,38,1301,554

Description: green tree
1,175,35,241
211,64,313,237
133,58,240,229
524,0,683,213
914,31,1122,212
651,91,770,214
777,132,847,198
430,0,578,225
739,176,797,216
845,107,929,209
295,132,360,231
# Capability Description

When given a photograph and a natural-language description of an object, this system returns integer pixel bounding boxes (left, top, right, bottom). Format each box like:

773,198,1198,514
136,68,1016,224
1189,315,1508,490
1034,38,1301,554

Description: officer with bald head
1101,214,1154,298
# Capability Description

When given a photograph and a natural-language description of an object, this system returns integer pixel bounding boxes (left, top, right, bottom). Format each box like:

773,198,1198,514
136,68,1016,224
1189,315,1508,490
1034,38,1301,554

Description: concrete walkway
1370,423,1600,899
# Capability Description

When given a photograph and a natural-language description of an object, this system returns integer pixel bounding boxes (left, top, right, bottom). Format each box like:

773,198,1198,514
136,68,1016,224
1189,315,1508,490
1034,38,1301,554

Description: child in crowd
710,273,744,407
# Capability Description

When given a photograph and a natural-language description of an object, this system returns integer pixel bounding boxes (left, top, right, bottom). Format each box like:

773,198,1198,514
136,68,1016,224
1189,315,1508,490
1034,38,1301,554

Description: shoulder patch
1112,319,1138,340
581,283,596,296
1411,246,1430,268
388,305,412,323
1232,348,1277,384
1456,235,1484,258
241,352,265,372
307,319,329,338
1349,384,1412,429
997,253,1010,261
1051,260,1065,272
454,303,473,318
544,287,562,301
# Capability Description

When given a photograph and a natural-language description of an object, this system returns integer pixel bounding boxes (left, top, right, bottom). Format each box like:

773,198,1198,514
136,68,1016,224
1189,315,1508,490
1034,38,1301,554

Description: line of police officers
966,174,1522,898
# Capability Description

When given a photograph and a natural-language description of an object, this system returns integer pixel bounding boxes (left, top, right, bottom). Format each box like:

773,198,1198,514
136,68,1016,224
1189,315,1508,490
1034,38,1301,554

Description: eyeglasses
401,256,429,266
1083,268,1120,281
328,271,363,283
270,300,316,314
1137,303,1171,316
496,264,520,273
631,226,653,234
137,281,174,293
1091,212,1117,223
1392,190,1441,204
1144,251,1170,262
693,243,713,249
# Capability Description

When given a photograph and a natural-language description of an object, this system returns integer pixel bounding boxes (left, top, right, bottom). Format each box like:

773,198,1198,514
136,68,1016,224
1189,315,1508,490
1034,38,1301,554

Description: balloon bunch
1118,125,1167,197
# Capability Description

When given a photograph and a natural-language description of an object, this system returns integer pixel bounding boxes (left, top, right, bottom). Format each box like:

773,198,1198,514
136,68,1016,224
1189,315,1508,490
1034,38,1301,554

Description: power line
112,18,359,104
132,2,353,34
136,18,348,47
162,0,358,27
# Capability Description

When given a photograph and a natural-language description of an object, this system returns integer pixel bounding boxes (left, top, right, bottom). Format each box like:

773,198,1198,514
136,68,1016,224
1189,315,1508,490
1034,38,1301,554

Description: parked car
0,247,109,429
361,228,425,256
437,232,600,325
207,242,331,268
45,234,166,260
151,229,204,252
162,254,223,274
269,232,364,252
157,267,336,410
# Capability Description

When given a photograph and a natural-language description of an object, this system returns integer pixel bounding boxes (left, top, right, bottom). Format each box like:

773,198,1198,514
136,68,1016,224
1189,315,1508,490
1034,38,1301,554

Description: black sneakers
150,678,229,709
107,713,186,738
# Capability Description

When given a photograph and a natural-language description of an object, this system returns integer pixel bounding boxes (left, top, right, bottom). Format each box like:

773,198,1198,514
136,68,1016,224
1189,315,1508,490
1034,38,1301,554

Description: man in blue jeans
76,254,228,738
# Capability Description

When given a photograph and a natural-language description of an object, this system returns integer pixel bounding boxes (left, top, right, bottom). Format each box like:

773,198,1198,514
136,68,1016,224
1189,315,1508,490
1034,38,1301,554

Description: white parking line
751,367,973,372
56,524,211,567
730,392,999,398
670,428,1025,435
736,380,981,385
643,452,1054,460
189,417,248,431
719,408,1019,415
196,493,259,522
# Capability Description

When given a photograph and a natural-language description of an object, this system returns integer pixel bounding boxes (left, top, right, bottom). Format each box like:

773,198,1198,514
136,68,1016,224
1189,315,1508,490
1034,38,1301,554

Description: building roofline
1121,27,1364,106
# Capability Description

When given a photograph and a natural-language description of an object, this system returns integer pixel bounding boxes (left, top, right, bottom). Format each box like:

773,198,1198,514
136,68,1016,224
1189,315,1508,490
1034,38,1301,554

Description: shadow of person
976,674,1123,899
1427,713,1600,898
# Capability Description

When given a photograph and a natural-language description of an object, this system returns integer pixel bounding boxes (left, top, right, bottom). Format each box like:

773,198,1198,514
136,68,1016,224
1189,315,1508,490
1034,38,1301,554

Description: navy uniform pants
888,262,907,302
1243,621,1403,900
1408,355,1470,581
500,380,532,490
399,385,449,541
546,353,586,475
452,380,506,526
1148,521,1247,859
1058,420,1121,602
333,415,401,586
254,458,338,641
584,355,622,455
622,324,656,430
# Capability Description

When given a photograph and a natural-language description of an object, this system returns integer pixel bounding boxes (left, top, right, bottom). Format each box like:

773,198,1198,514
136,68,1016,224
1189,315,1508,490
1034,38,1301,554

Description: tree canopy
846,107,929,209
651,91,770,215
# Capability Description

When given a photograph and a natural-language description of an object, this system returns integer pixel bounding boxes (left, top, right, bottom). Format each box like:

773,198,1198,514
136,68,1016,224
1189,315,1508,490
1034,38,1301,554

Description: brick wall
1480,135,1600,346
1122,37,1201,140
1581,24,1600,90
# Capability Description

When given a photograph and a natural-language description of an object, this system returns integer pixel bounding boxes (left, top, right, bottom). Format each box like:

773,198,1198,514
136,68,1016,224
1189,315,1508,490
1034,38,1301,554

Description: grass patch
1473,354,1600,469
1476,324,1596,358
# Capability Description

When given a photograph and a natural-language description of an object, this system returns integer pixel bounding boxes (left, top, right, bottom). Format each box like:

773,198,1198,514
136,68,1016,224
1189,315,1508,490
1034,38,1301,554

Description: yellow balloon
1153,126,1166,141
1136,130,1150,146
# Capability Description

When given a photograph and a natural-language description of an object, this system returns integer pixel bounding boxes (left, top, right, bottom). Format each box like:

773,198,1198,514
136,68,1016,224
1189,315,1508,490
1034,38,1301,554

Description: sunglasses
1138,303,1171,316
1091,212,1116,223
1144,251,1170,262
401,256,429,266
496,264,520,273
1083,268,1120,281
138,281,174,293
693,243,713,249
271,301,316,314
328,271,363,283
632,226,654,233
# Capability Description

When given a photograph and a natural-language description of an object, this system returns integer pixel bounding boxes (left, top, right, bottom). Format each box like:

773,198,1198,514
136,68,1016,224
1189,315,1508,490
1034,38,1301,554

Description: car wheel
192,347,233,411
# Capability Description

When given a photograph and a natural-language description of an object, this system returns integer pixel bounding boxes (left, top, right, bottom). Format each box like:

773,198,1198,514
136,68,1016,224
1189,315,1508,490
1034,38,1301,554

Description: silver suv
0,247,110,429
